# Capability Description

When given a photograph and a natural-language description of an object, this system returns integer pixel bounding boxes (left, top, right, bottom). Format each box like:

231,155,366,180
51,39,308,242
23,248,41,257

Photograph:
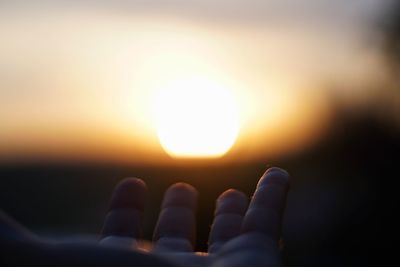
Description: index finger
241,167,290,242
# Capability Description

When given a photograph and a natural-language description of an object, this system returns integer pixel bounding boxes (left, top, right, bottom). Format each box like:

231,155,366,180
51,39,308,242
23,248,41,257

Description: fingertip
168,182,198,194
218,189,247,200
162,182,198,209
117,177,147,190
216,189,248,215
257,167,290,188
109,177,147,211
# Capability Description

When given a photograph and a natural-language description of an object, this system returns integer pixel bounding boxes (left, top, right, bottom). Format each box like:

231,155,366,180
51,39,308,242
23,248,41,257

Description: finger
101,178,147,248
153,183,198,252
208,189,248,253
241,167,290,242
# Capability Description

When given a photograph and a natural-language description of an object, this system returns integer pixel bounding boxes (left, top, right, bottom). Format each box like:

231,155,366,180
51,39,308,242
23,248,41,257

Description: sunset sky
0,0,397,163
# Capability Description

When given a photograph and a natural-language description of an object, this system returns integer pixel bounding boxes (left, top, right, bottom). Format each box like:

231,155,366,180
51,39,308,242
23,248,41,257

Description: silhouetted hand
100,167,290,267
1,167,289,267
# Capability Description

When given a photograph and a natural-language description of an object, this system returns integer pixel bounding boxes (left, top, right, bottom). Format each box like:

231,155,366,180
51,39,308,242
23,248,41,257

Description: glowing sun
151,77,240,158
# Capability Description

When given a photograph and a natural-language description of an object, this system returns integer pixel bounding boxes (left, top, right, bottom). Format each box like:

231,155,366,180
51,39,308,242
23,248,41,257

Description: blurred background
0,0,399,266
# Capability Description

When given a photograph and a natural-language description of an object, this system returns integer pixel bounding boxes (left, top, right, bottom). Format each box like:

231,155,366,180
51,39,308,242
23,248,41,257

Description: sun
151,77,240,158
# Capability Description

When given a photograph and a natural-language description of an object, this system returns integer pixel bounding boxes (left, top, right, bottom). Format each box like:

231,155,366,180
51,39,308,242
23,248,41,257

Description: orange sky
0,3,395,164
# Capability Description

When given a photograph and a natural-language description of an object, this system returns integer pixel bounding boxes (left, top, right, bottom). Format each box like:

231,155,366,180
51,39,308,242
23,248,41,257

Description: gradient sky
0,0,397,163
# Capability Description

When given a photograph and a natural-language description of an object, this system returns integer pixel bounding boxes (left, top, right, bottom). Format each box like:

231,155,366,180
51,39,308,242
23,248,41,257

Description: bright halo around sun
151,77,240,158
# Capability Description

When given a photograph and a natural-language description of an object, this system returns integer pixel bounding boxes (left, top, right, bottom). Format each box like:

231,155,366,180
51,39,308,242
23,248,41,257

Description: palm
100,168,289,267
152,233,280,267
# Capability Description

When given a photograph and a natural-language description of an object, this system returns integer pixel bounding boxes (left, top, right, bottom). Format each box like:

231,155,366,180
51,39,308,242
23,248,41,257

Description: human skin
1,167,290,267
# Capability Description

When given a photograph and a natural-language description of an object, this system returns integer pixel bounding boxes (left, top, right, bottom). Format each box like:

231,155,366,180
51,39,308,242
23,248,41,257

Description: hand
100,167,290,267
0,167,289,267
